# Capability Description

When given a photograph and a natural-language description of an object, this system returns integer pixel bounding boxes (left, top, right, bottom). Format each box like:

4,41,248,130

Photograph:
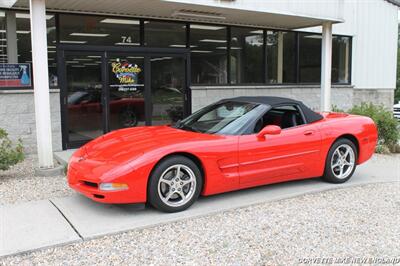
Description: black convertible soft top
223,96,323,124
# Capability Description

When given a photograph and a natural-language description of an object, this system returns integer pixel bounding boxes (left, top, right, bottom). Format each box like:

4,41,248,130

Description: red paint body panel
67,113,377,204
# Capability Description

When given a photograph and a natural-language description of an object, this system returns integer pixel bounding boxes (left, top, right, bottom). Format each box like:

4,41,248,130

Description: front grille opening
93,194,105,199
81,181,98,188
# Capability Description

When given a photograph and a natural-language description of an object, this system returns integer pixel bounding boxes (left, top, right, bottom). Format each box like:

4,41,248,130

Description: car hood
81,125,218,162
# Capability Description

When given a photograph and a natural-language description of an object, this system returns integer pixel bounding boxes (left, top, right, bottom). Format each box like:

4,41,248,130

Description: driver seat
281,111,298,129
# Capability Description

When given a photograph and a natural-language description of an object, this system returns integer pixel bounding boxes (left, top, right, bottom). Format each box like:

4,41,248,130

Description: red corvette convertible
68,97,377,212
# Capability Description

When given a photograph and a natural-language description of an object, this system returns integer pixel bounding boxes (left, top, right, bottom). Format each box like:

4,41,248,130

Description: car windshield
174,101,265,135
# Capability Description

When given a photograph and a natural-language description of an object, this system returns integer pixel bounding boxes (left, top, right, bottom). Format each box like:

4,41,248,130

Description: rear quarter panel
316,114,377,172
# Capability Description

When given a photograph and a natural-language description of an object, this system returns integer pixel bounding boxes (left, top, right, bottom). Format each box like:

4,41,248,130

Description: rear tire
322,138,357,184
148,156,202,213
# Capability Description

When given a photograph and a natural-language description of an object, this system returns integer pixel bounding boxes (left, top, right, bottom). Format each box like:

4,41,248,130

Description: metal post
320,22,333,112
30,0,54,169
6,11,17,63
277,31,283,83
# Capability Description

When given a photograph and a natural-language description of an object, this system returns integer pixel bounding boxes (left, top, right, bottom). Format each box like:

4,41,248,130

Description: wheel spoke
175,166,181,179
160,178,172,186
165,191,175,201
177,190,186,200
343,149,350,159
332,162,340,169
339,165,344,177
181,177,194,186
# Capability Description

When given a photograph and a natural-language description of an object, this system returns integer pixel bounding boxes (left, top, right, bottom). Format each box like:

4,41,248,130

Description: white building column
30,0,54,169
320,22,333,112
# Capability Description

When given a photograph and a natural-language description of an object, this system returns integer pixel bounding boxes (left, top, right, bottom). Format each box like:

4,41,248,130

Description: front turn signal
99,183,129,191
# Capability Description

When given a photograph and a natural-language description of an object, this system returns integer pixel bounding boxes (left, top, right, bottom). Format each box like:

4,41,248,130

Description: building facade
0,0,398,163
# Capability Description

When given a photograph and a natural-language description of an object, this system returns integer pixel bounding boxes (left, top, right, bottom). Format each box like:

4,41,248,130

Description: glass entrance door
61,49,189,149
64,51,104,146
107,54,146,130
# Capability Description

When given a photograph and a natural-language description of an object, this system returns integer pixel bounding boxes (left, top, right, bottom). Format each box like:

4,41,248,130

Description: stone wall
0,90,62,154
353,89,394,108
191,85,394,112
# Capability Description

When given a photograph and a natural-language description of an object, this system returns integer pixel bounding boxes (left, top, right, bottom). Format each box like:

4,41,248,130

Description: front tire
322,138,357,183
148,156,202,213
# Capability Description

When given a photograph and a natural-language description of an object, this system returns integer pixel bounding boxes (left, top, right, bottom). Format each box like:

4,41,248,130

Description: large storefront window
332,36,351,84
145,21,186,47
59,14,140,46
299,33,321,83
230,27,264,84
190,24,227,84
0,12,353,89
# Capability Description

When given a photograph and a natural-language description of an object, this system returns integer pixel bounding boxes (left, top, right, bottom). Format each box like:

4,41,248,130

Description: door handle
304,130,314,136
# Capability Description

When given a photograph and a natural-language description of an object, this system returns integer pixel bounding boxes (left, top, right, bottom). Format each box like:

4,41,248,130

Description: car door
238,107,322,187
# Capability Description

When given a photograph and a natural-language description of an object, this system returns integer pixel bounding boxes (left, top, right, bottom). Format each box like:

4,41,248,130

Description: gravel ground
0,156,74,205
1,182,399,266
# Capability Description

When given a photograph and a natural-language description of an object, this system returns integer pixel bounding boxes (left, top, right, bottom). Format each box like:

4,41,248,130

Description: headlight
99,183,129,191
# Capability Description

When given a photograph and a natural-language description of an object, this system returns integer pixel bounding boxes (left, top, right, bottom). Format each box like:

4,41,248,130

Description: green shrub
349,103,400,150
375,144,391,154
331,105,345,113
0,128,24,171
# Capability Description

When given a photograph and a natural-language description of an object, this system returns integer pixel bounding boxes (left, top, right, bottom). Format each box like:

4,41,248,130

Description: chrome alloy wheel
157,164,197,207
330,144,355,179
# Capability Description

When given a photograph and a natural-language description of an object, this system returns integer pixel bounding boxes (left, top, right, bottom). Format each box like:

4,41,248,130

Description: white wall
299,0,398,89
165,0,344,22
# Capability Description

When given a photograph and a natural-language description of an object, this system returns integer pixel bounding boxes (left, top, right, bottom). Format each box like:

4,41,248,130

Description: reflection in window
66,53,103,142
299,33,321,83
151,57,185,125
332,36,351,84
59,14,140,46
145,21,186,47
230,27,264,84
190,24,227,84
266,30,278,83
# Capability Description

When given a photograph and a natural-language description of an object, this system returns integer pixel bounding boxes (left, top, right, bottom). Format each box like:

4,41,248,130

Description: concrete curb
34,165,65,177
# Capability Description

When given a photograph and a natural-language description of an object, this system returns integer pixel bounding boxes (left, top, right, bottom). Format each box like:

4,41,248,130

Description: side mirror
257,125,282,139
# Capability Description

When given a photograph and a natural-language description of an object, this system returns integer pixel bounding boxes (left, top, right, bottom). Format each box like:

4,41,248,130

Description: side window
253,105,305,133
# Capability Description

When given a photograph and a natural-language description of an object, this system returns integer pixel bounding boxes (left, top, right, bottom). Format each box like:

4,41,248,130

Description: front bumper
67,164,144,204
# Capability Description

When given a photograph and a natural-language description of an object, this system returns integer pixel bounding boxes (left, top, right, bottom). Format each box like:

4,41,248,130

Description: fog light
99,183,129,191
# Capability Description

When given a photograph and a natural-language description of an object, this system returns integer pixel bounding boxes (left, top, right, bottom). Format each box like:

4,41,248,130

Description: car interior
253,105,305,133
